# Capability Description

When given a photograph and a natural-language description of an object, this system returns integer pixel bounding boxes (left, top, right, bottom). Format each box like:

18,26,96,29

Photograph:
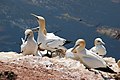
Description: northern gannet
71,39,116,73
31,14,70,57
90,38,106,57
21,29,38,56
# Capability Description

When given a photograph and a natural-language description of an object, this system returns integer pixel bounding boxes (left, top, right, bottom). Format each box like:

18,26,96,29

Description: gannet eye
97,41,101,43
27,34,30,37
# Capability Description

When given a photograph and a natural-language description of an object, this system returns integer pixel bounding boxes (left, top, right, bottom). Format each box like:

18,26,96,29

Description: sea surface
0,0,120,60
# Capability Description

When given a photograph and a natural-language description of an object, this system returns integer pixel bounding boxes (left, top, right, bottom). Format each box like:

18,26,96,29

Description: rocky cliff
0,52,120,80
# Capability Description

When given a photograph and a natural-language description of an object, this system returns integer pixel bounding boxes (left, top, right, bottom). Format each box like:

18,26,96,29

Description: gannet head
31,13,47,35
94,38,105,46
31,13,45,27
31,13,45,21
72,39,86,53
25,29,34,41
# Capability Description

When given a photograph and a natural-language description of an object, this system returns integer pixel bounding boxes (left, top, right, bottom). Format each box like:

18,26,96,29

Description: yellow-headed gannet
31,14,70,57
21,29,38,56
71,39,116,73
90,38,106,57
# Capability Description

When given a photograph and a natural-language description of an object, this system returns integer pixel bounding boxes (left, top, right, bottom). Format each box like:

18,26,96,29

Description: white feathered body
90,45,106,56
21,38,38,55
65,48,75,58
37,31,66,52
76,48,107,68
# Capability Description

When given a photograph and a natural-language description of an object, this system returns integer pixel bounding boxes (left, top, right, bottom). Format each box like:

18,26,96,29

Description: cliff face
0,52,120,80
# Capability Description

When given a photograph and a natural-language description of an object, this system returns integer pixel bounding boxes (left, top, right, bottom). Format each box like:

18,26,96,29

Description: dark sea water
0,0,120,60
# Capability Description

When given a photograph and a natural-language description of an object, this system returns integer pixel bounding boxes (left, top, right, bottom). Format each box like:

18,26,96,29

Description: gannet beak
71,44,79,52
25,34,30,42
101,41,105,45
32,27,39,32
31,13,39,20
99,40,105,45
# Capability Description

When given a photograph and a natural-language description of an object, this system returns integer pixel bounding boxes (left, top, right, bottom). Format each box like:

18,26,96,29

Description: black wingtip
95,66,117,74
63,40,73,46
17,51,23,54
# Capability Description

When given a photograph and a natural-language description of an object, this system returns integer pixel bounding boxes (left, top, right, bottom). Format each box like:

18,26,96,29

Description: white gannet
71,39,116,73
21,29,38,56
90,38,106,57
31,14,70,57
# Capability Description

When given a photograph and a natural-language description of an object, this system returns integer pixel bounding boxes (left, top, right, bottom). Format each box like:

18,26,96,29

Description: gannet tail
95,66,117,74
63,40,73,46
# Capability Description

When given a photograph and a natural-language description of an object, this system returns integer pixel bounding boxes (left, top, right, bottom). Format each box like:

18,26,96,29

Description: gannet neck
76,46,86,53
72,48,77,53
27,35,34,40
43,28,47,36
37,19,47,36
38,28,46,37
31,13,47,35
37,27,46,44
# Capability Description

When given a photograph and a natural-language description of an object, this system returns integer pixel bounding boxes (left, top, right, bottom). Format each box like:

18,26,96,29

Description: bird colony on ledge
1,13,120,79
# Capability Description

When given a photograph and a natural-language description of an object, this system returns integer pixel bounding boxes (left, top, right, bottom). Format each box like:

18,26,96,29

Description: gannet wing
46,39,64,48
20,41,27,53
46,33,65,40
82,55,106,68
